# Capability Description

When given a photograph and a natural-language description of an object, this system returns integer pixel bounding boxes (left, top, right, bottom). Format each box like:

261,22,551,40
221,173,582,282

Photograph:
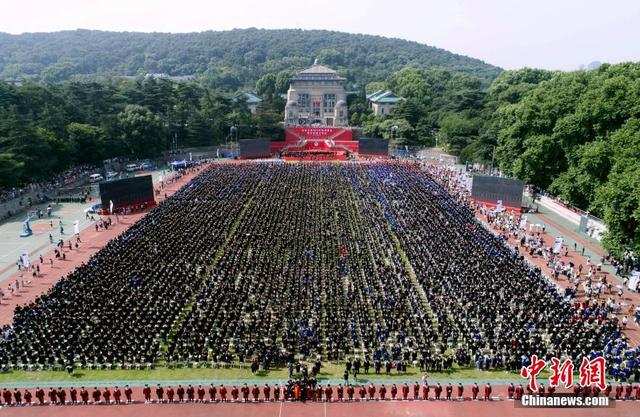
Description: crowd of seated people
0,161,636,384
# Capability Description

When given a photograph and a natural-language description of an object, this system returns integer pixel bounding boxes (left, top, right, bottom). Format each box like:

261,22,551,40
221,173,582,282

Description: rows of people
0,161,633,380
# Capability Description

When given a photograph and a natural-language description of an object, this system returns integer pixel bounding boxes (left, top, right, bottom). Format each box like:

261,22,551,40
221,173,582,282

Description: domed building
284,60,348,127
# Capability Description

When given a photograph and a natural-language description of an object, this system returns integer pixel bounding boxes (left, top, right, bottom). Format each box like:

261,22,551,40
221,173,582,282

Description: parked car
125,163,139,172
89,173,104,183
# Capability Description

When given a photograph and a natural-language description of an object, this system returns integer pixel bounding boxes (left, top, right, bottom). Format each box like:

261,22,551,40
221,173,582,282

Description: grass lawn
0,364,524,386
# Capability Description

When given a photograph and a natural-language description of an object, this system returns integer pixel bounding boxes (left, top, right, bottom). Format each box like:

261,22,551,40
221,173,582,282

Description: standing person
124,385,132,403
80,387,89,405
484,383,492,401
472,383,479,400
422,383,430,400
220,385,228,402
176,385,185,402
36,387,45,405
102,387,111,404
208,384,217,402
197,385,205,402
113,386,122,404
457,383,464,399
446,383,453,400
70,387,78,404
24,389,32,405
91,387,101,404
263,384,271,402
155,384,164,403
166,386,175,403
143,385,151,403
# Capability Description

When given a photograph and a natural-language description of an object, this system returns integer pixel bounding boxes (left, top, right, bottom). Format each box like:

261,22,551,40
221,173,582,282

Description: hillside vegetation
0,28,501,86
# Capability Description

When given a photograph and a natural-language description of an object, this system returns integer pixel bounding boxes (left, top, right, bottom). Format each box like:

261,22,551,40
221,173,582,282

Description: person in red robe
603,384,612,398
251,385,260,402
220,385,228,402
457,383,464,399
507,383,515,399
484,383,492,401
263,384,271,402
92,387,101,404
197,385,205,402
177,385,185,402
337,384,344,401
446,383,453,400
24,389,32,405
156,385,164,403
390,384,397,400
635,385,640,400
36,387,45,405
368,384,375,400
358,385,366,401
381,384,389,400
186,385,195,402
434,383,442,400
13,389,21,405
70,387,78,404
143,384,151,403
241,384,249,402
422,383,429,400
347,385,354,401
273,385,280,402
230,386,239,402
624,384,633,400
48,387,58,405
471,383,479,400
208,384,217,402
124,385,132,403
402,383,409,400
413,382,419,400
80,387,89,405
58,387,67,405
113,386,122,404
103,387,111,404
515,384,524,400
316,385,323,402
166,386,174,403
615,384,623,400
325,384,333,402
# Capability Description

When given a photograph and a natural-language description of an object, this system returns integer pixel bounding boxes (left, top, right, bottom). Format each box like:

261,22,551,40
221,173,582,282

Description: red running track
0,398,638,417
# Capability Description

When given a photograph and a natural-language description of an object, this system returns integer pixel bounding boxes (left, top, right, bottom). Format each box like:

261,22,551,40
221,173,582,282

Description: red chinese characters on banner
520,354,547,391
579,357,607,390
520,355,607,391
548,357,574,388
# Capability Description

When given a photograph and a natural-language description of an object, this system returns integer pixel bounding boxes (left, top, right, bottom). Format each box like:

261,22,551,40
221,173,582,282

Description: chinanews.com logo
516,355,612,408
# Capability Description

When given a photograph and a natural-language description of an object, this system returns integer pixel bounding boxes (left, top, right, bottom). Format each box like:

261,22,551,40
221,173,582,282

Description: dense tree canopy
0,77,256,187
491,63,640,256
0,29,501,87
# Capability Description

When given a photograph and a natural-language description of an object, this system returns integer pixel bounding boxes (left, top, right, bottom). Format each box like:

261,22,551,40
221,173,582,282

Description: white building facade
284,61,348,127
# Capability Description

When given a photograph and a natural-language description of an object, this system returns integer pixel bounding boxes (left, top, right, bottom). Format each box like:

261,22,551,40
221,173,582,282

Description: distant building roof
292,62,346,82
236,92,263,104
367,90,402,104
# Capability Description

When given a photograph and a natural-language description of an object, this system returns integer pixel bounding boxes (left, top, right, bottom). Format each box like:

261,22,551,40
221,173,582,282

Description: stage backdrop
358,138,389,156
239,139,271,159
471,175,524,210
99,175,155,211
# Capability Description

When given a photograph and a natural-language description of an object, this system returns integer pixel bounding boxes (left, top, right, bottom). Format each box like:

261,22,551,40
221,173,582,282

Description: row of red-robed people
506,382,640,400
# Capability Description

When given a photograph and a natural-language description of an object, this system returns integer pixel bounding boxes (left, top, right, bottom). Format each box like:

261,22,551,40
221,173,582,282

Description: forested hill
0,28,501,86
